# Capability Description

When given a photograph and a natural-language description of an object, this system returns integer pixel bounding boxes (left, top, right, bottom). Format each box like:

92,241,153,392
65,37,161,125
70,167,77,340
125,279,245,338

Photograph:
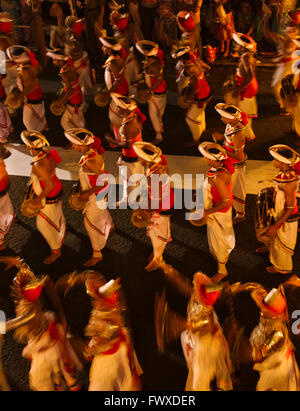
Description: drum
136,81,151,104
94,85,110,107
254,186,276,243
131,208,152,228
20,180,41,218
5,88,22,110
68,181,87,211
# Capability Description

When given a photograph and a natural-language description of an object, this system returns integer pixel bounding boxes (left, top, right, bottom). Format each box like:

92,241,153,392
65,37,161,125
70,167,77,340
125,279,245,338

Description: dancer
133,141,173,271
256,144,299,275
47,48,85,132
250,285,300,391
21,131,66,264
135,40,167,144
197,142,235,282
64,128,113,267
213,103,248,224
156,271,233,391
107,93,146,204
6,45,47,132
176,48,210,145
228,32,258,141
56,270,143,391
0,144,14,250
100,36,129,142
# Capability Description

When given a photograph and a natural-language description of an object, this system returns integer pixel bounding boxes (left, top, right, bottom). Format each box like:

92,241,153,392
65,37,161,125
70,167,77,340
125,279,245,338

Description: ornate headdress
111,93,137,111
133,141,162,164
198,141,228,162
269,144,300,166
193,272,224,307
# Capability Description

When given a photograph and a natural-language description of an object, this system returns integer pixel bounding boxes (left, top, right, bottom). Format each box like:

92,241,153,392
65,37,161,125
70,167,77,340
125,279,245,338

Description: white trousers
89,342,138,391
185,103,206,142
0,102,11,141
147,212,171,260
181,327,233,391
61,104,85,131
231,164,246,215
205,181,235,264
84,197,112,258
37,201,66,252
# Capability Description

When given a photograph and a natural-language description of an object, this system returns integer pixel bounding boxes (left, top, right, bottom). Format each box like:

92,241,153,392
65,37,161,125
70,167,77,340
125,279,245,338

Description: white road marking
5,143,276,194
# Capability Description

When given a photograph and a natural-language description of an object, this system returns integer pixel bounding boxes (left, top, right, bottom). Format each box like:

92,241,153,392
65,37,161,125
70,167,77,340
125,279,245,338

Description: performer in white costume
99,36,129,142
227,32,258,141
57,271,143,391
133,142,173,271
7,46,47,132
0,144,14,250
256,144,299,274
250,285,300,391
106,93,145,204
47,48,86,132
156,270,232,391
213,103,248,225
135,40,167,144
0,256,83,391
197,142,235,282
64,128,113,267
21,131,66,264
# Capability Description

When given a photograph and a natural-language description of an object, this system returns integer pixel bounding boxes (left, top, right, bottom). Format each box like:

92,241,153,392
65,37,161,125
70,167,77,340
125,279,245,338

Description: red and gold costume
6,257,82,391
250,286,300,391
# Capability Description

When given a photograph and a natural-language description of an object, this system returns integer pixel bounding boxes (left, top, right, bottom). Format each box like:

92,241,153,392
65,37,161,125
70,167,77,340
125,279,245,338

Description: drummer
197,142,236,282
20,131,66,264
256,145,299,275
99,36,129,143
135,40,167,144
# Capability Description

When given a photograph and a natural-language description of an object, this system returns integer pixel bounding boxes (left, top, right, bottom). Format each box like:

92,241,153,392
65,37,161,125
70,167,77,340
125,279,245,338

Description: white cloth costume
31,173,66,253
88,329,142,391
0,102,11,142
204,179,235,265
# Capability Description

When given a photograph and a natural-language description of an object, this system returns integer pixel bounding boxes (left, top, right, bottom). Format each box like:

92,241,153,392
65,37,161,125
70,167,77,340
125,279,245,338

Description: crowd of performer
0,0,299,392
